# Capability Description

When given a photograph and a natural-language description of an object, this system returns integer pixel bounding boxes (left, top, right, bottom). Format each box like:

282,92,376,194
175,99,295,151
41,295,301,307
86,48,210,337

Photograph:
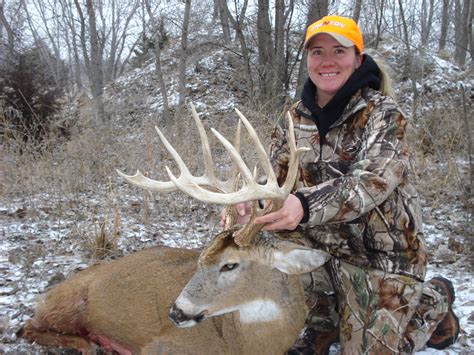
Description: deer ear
270,241,330,275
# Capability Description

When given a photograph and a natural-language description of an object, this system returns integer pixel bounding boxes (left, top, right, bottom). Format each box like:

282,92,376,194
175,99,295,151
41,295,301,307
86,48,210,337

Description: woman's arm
300,100,410,227
256,96,411,230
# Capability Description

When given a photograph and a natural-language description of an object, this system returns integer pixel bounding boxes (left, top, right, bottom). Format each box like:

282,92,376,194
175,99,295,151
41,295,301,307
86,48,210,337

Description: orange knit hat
304,15,363,53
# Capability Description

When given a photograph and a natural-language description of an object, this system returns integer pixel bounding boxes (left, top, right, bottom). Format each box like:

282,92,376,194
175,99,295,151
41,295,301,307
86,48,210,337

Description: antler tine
281,111,303,195
116,123,221,194
233,112,309,247
230,119,242,180
117,104,229,194
116,169,177,192
222,120,243,230
234,108,278,187
189,102,216,186
210,128,254,185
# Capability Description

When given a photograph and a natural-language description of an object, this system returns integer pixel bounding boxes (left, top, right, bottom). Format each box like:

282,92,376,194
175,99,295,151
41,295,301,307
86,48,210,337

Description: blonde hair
364,49,396,99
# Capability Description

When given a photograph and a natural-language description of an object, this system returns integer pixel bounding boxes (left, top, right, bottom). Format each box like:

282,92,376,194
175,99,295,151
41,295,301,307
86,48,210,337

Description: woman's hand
253,194,304,231
219,202,251,228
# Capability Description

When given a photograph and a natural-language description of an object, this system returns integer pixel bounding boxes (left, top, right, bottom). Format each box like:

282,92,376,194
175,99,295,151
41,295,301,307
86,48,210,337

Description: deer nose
169,304,188,325
169,303,206,328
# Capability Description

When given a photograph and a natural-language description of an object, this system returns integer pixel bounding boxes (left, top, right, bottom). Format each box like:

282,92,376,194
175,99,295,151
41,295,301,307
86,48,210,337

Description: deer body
19,230,327,354
20,246,198,353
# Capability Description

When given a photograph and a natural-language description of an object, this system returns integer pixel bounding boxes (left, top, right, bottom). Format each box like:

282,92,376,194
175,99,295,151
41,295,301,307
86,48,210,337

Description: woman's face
307,33,362,107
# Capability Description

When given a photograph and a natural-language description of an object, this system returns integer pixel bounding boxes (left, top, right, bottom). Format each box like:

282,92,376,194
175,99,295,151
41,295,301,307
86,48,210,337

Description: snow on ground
0,187,472,353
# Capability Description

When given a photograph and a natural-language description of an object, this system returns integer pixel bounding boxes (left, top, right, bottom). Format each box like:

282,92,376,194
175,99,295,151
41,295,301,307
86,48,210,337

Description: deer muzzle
169,303,206,328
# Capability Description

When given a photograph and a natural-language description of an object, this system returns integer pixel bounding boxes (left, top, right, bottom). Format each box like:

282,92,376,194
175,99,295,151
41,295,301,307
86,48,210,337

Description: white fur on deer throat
176,296,281,324
212,299,281,323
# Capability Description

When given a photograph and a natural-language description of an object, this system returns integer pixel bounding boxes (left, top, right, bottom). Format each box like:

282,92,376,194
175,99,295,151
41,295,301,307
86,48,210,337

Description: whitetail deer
18,105,330,354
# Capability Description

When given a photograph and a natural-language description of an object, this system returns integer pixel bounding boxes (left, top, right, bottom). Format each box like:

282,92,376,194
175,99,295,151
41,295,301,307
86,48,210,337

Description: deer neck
228,274,307,354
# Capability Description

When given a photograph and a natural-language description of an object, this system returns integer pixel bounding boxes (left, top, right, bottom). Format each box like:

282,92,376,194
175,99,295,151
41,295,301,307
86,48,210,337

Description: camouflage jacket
270,87,427,281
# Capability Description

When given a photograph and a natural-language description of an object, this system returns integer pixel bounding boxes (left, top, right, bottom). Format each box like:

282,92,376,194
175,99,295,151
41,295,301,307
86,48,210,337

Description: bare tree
468,0,473,72
221,0,253,90
0,1,15,57
454,0,470,66
353,0,363,24
145,0,170,122
274,0,286,106
102,0,140,83
254,0,295,108
177,0,191,108
256,0,274,104
73,0,105,122
58,0,83,90
22,0,66,88
438,0,450,52
295,0,328,98
398,0,420,121
373,0,386,48
420,0,435,47
216,0,231,44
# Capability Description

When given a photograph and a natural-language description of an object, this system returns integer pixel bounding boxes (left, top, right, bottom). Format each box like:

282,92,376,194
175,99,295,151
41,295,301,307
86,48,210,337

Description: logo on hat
304,15,363,53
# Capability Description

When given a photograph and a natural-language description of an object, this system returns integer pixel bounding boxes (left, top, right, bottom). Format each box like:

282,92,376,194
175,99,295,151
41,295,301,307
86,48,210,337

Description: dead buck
18,105,329,354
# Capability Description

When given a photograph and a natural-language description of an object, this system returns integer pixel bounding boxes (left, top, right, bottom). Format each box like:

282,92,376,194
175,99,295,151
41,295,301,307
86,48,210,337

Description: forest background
0,0,472,353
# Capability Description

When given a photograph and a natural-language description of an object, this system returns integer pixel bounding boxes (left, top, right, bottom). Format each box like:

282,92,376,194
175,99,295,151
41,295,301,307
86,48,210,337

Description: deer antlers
117,104,308,246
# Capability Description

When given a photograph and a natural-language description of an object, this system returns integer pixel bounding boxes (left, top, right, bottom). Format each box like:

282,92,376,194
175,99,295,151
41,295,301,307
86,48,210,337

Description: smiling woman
306,34,362,107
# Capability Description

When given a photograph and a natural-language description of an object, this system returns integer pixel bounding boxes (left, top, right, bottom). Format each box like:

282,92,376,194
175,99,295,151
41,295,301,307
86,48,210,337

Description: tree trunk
454,0,470,66
0,2,15,57
295,0,328,99
107,1,140,82
352,0,363,23
438,0,450,52
420,0,435,47
257,0,274,104
218,0,231,44
104,0,117,84
373,0,386,49
274,0,286,107
283,0,295,92
74,0,105,123
145,0,170,123
221,0,253,93
398,0,419,121
178,0,191,109
59,0,83,91
466,0,473,72
85,0,105,122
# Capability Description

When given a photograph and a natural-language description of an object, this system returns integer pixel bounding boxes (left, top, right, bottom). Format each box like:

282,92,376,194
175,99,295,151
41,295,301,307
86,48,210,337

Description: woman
226,15,459,354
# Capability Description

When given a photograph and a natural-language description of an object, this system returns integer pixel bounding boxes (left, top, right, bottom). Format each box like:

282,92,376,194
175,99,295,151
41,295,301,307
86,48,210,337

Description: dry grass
2,93,471,259
4,100,469,209
83,212,121,261
409,105,471,206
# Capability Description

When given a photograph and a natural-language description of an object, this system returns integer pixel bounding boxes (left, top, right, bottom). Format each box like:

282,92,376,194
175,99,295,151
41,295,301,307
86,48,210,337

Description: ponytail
365,49,396,99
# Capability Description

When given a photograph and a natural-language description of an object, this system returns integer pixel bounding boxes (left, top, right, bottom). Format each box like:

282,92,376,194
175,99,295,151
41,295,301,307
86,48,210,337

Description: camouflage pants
302,258,449,354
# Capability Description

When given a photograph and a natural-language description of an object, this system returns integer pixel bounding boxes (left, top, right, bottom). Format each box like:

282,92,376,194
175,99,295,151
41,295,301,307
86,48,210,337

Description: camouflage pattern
270,87,427,282
299,260,448,354
404,278,450,352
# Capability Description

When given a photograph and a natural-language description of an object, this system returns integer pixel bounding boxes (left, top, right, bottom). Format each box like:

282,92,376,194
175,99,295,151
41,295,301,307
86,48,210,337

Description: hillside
1,35,472,353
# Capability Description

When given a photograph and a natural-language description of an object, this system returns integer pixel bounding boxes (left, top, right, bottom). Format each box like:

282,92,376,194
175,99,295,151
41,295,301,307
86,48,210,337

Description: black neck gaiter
300,54,381,144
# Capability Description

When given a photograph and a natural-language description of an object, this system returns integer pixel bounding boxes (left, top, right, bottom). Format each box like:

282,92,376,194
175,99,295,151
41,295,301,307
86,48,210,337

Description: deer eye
220,263,239,272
